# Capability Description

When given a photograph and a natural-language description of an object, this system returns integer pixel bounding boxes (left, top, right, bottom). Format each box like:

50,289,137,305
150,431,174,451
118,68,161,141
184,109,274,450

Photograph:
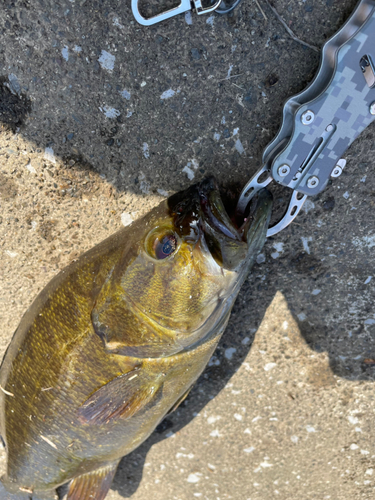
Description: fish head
117,176,272,351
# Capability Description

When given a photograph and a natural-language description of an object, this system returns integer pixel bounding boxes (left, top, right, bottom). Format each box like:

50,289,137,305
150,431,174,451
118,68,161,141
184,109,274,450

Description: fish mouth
168,176,270,271
197,176,248,271
198,177,242,241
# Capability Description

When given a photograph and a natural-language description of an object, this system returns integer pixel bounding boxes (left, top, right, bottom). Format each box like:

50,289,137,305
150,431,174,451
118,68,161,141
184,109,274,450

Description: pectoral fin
67,461,119,500
78,368,163,425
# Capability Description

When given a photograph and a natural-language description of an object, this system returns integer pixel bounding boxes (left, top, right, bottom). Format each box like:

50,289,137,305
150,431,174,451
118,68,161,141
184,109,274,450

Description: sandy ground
0,0,375,499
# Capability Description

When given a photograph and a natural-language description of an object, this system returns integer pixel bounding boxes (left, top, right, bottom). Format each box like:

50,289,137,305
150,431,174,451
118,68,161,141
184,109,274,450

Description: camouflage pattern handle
237,0,375,236
270,0,375,196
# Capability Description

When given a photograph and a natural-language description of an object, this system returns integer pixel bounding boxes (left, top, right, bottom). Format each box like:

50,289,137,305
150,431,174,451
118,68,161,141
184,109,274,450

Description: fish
0,177,272,500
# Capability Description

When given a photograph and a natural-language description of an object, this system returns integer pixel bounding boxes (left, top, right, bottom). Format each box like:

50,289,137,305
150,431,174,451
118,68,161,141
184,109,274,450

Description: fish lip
197,177,249,271
197,176,242,242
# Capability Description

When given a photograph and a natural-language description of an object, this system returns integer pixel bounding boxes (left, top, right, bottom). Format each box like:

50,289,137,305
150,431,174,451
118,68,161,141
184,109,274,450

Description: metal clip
132,0,222,26
235,165,307,238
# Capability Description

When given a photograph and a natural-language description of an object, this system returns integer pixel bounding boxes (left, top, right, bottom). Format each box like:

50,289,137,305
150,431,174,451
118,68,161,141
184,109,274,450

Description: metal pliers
236,0,375,237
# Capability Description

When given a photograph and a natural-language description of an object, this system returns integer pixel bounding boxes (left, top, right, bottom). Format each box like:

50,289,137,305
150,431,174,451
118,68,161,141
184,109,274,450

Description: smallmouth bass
0,177,272,500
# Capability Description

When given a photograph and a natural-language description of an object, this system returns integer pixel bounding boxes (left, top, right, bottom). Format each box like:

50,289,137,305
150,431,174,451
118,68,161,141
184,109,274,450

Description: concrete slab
0,0,375,499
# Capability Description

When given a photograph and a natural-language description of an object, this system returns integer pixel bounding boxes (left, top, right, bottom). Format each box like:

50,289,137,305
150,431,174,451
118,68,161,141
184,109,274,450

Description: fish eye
145,228,179,260
154,234,177,259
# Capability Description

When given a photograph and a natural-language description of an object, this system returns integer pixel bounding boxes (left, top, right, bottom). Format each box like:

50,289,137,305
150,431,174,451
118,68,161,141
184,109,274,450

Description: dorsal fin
67,461,119,500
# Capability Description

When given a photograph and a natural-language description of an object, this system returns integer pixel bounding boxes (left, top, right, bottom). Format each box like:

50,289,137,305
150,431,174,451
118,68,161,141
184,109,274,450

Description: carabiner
214,0,243,14
131,0,221,26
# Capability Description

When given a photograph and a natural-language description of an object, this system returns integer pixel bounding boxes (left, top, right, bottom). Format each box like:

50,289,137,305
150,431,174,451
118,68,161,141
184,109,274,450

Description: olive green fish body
0,178,272,499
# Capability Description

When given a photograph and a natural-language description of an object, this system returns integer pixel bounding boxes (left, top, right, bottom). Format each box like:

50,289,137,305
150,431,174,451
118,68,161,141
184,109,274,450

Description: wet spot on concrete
38,220,57,242
322,197,335,211
0,76,31,132
290,253,327,279
0,173,17,200
191,48,201,60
